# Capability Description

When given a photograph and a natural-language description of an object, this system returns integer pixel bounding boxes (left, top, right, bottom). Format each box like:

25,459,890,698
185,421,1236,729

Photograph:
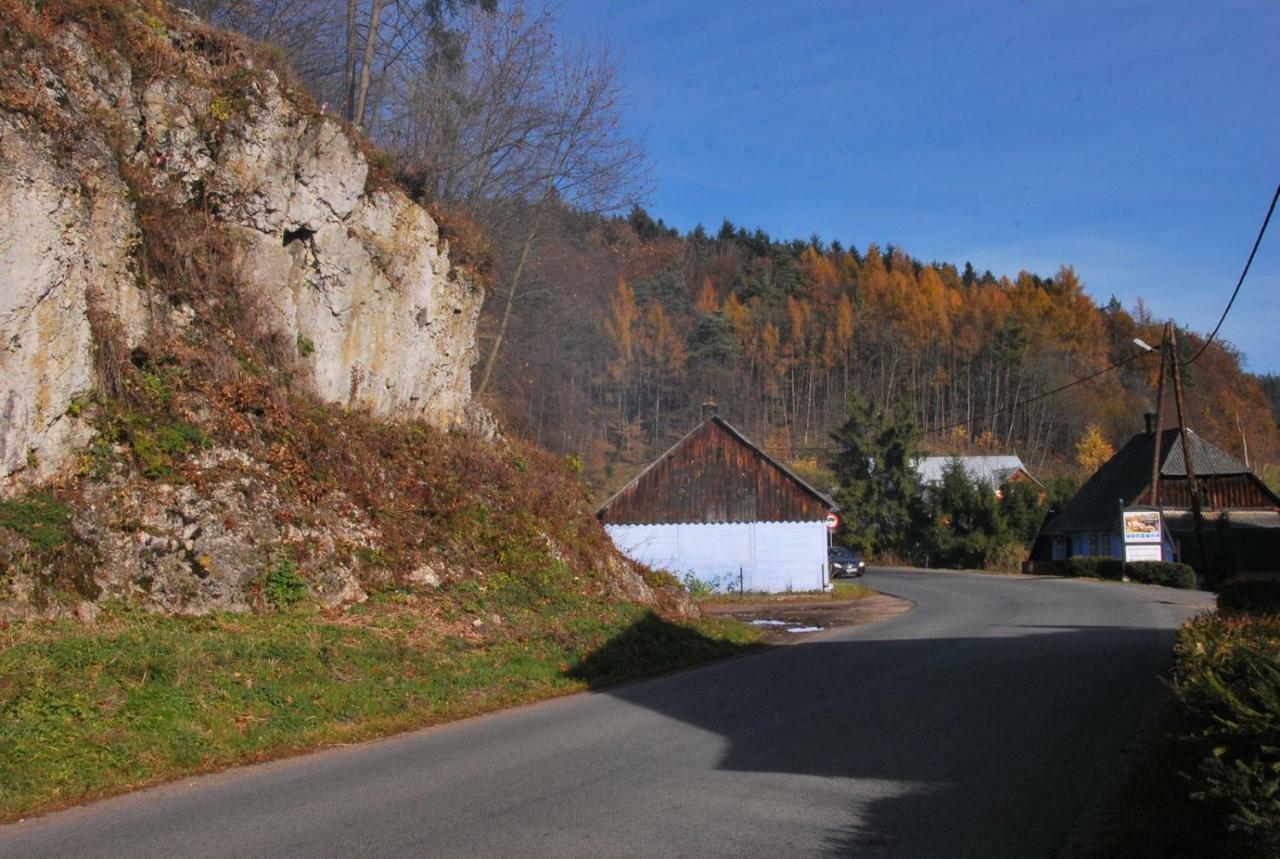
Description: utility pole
1148,322,1170,506
1169,326,1211,581
1119,498,1128,582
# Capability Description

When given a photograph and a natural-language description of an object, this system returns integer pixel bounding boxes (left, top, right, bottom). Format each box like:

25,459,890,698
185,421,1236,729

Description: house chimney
1144,412,1157,435
701,400,719,419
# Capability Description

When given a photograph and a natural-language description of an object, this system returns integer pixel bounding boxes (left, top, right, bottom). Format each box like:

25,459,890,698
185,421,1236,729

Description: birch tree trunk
353,0,386,129
476,216,540,397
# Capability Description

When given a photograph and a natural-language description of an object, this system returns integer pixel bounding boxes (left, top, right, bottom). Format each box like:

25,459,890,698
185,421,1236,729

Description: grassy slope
0,0,764,822
0,595,759,821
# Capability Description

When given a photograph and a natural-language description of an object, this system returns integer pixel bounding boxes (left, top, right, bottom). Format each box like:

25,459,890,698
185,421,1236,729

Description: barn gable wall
599,420,830,525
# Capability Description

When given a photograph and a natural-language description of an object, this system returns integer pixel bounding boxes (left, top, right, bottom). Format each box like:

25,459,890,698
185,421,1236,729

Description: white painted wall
605,521,828,593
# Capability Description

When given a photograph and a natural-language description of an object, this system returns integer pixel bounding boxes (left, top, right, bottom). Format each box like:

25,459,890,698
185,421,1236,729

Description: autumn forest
479,204,1280,495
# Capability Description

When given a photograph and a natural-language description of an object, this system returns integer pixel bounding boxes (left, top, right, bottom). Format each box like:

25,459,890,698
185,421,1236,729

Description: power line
1184,181,1280,366
787,348,1154,454
930,349,1153,435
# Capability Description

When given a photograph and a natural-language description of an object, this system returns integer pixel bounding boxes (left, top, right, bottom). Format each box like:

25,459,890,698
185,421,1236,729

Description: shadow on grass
565,611,761,690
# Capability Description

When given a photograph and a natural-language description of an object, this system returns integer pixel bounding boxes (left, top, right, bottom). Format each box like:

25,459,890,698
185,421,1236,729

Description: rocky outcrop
0,8,483,490
0,110,144,484
67,448,374,615
0,3,680,622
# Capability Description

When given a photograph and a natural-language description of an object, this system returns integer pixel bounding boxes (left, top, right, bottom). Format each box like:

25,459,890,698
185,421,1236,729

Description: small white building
914,455,1041,498
598,416,837,593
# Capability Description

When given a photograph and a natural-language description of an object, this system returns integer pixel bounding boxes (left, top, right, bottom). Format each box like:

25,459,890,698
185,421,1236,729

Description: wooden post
1119,498,1128,581
1148,323,1170,506
1169,326,1210,579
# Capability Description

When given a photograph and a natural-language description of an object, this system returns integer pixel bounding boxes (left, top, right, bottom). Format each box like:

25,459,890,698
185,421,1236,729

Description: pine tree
830,394,922,557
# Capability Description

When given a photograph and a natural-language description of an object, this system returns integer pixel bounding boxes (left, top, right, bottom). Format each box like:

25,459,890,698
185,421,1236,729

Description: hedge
1064,557,1121,580
1062,557,1196,589
1218,579,1280,617
1172,614,1280,853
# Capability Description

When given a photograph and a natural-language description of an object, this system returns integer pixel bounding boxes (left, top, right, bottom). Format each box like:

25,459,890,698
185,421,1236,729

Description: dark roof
1042,428,1261,534
1160,430,1249,476
597,416,836,525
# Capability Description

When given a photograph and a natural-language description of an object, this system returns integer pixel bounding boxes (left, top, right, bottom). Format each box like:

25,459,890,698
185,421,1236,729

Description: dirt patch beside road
701,592,912,643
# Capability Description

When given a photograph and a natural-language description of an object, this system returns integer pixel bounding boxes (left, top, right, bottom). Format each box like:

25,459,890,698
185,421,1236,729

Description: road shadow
566,610,760,689
566,616,1182,857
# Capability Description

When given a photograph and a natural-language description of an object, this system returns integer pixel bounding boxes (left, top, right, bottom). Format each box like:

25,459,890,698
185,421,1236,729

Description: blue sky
557,0,1280,373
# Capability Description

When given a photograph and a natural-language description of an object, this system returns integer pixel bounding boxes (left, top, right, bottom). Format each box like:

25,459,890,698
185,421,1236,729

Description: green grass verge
697,579,877,606
830,580,876,600
0,596,760,821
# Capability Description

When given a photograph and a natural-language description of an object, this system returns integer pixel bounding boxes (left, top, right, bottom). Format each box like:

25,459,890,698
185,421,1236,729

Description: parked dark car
829,545,866,578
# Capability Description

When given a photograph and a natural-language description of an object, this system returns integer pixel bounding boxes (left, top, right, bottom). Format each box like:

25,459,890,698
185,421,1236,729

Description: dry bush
427,201,495,285
84,303,131,404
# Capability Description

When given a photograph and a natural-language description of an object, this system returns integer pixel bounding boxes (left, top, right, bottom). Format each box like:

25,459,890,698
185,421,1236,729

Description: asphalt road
0,569,1214,858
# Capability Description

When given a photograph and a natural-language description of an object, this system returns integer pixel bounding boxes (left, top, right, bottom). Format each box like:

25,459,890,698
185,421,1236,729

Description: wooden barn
597,416,837,593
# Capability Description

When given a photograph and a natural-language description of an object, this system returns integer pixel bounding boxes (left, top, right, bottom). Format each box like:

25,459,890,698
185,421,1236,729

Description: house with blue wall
1034,415,1280,573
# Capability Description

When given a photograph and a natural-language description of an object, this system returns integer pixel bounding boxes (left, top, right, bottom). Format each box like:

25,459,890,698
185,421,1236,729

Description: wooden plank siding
598,418,833,525
1156,474,1278,509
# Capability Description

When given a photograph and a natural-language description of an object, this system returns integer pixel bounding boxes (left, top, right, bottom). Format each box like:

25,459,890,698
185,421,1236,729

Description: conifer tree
830,395,922,557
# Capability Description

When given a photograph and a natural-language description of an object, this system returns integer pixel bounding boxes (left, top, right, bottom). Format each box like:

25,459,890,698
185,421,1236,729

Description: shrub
681,572,717,598
64,392,94,418
985,542,1027,574
423,202,494,283
209,95,233,122
1064,557,1102,579
638,567,680,591
1172,615,1280,853
263,556,307,609
1218,579,1280,616
126,419,211,479
1062,557,1195,589
1126,561,1196,589
0,494,73,552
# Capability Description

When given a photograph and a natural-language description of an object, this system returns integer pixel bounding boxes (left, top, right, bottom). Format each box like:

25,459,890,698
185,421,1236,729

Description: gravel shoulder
700,589,913,642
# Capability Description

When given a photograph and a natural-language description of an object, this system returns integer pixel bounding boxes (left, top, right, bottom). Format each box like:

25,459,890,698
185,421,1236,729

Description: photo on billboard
1122,509,1162,544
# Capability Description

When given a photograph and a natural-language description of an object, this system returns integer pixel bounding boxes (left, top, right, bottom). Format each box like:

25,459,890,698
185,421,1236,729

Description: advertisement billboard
1122,509,1162,544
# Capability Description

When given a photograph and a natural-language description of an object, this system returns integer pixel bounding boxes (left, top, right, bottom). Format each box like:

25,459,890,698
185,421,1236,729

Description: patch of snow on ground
785,626,822,633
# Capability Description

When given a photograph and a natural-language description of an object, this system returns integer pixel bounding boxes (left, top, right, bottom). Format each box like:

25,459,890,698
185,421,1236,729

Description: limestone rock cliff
0,2,685,621
0,5,482,489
